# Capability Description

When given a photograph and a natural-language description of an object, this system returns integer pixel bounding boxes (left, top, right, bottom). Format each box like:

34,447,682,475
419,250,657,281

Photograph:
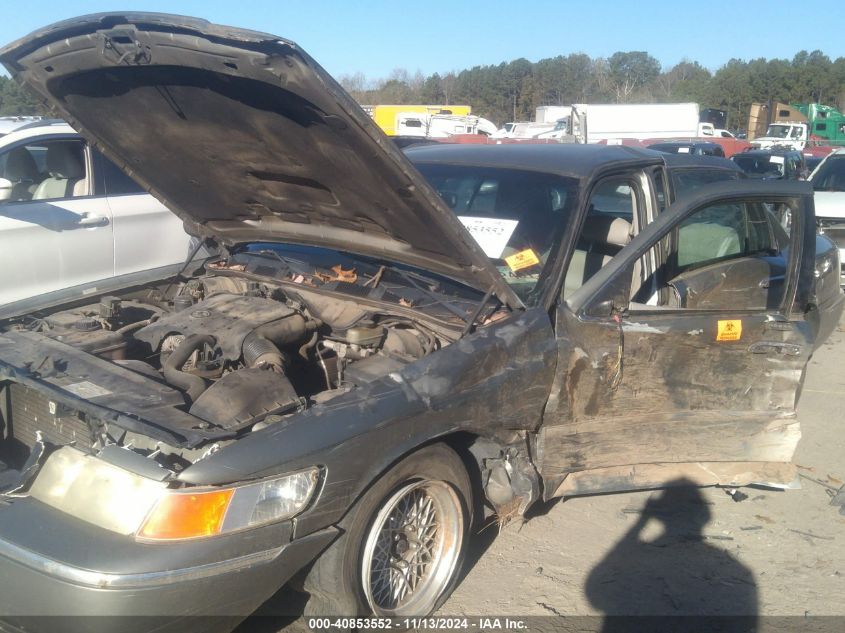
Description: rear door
93,151,192,277
539,180,816,498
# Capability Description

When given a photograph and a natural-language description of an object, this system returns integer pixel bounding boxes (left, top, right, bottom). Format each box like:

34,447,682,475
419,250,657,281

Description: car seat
4,147,40,201
564,215,633,297
32,143,86,200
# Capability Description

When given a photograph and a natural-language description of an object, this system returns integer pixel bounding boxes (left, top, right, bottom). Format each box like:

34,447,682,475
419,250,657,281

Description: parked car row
0,12,841,633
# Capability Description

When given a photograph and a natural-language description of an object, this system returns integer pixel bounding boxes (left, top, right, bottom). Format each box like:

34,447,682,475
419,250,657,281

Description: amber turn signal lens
138,488,234,540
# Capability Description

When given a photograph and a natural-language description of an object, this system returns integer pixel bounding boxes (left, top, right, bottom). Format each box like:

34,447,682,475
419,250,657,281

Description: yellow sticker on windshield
716,319,742,341
505,248,540,272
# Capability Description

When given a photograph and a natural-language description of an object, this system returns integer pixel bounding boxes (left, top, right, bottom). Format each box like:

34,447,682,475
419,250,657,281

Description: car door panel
538,180,816,498
0,197,114,305
109,194,192,276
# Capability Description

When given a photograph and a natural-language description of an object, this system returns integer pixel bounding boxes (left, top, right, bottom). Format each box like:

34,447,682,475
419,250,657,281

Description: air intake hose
163,334,216,404
242,315,319,370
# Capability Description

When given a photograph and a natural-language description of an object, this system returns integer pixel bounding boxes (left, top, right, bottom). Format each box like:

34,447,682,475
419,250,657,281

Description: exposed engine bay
0,272,448,480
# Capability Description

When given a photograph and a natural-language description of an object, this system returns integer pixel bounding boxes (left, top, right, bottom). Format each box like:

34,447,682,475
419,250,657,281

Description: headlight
27,446,320,540
815,254,833,278
138,468,320,541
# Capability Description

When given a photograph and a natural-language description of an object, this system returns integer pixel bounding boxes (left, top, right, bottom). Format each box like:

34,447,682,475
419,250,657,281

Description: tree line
3,49,844,133
339,50,845,132
0,76,43,116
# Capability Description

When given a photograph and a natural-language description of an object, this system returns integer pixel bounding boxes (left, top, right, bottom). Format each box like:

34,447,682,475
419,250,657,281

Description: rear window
670,168,740,197
731,154,785,178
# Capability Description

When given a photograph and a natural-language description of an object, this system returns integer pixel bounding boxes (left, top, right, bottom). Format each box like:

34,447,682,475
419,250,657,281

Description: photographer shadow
585,479,757,633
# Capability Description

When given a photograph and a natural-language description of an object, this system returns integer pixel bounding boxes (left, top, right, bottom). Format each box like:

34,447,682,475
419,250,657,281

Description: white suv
810,148,845,275
0,121,192,307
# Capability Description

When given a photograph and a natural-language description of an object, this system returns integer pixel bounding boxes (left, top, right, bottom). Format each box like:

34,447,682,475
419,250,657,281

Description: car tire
303,442,472,621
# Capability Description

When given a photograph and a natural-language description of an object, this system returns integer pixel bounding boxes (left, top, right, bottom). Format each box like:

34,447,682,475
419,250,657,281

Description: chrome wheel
361,480,464,616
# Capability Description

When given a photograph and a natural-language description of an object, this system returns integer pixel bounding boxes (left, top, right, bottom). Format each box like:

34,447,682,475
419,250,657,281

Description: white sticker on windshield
63,380,111,399
458,217,519,259
677,146,691,153
769,155,785,164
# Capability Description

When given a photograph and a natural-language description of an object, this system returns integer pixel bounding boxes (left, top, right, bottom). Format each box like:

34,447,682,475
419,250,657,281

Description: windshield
413,163,579,304
811,156,845,192
765,124,791,139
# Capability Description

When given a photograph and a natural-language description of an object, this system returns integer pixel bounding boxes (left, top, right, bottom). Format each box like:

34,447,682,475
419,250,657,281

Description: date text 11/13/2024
307,617,528,630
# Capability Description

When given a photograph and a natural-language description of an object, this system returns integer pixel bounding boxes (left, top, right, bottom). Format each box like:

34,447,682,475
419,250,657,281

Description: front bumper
0,499,337,633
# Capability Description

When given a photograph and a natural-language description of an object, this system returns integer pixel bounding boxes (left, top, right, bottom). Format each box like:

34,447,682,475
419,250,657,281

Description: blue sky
3,1,843,80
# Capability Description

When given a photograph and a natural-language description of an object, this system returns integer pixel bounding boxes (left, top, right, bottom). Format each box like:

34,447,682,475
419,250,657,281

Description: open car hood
0,13,520,308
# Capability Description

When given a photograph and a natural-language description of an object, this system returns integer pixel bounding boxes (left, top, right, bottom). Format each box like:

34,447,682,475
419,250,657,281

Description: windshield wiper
252,249,296,272
389,267,474,323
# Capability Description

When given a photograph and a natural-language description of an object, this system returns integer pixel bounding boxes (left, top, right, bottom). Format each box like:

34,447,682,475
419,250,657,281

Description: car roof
404,143,665,181
12,118,66,132
0,121,77,146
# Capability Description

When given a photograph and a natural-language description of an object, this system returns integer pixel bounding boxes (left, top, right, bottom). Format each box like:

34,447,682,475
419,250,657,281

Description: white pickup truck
752,122,809,150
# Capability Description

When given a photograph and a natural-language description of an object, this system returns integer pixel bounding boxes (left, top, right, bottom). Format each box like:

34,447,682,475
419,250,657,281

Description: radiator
8,383,93,448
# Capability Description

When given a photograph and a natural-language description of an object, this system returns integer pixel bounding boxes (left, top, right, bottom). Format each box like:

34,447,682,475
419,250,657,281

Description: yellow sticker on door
716,319,742,341
505,248,540,272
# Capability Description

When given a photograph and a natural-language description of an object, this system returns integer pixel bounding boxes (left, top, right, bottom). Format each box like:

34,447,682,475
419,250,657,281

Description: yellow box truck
364,105,472,136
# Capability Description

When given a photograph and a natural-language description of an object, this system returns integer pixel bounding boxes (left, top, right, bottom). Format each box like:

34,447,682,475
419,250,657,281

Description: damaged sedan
0,13,842,633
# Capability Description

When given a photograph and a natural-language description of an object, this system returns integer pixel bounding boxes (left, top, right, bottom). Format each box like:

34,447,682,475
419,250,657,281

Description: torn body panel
538,299,810,499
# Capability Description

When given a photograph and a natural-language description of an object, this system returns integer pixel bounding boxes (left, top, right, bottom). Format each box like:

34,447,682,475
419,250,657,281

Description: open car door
539,180,817,498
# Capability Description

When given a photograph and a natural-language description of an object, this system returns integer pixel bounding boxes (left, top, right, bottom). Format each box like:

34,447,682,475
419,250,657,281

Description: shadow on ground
585,479,758,633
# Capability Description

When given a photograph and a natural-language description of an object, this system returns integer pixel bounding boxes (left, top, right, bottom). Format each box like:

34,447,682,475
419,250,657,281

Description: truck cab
752,122,808,150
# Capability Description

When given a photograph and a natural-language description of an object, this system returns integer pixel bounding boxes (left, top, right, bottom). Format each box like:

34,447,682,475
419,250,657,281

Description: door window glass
652,170,666,213
674,201,773,270
563,178,636,297
631,199,796,311
94,151,145,196
0,139,87,202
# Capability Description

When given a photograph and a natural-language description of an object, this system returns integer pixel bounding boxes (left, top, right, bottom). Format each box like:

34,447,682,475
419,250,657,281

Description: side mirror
0,178,12,202
587,299,615,317
585,297,627,319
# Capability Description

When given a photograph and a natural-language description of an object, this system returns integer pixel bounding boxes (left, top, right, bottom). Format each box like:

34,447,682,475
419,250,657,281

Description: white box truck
539,103,701,143
535,105,571,124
